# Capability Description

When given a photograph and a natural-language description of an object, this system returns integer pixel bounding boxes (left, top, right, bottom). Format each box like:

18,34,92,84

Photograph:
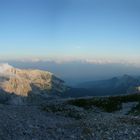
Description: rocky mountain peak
0,64,66,96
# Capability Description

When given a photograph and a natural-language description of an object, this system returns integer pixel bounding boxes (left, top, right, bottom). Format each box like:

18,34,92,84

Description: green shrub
68,98,122,112
68,94,140,113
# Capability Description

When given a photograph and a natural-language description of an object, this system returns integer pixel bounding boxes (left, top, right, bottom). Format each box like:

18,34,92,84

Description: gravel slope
0,102,139,140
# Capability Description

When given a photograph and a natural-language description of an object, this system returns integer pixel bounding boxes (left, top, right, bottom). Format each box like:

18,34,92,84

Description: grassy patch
68,98,121,112
41,94,140,115
68,94,140,113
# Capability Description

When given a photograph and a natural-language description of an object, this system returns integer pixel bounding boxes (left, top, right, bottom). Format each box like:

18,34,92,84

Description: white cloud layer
0,56,139,67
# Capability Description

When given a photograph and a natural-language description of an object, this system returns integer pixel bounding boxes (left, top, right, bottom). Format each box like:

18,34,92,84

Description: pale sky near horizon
0,0,140,63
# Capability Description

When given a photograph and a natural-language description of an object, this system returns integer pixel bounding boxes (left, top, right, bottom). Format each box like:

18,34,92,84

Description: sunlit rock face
0,63,66,96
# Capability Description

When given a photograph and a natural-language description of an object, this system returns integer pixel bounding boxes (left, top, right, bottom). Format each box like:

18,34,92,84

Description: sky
0,0,140,64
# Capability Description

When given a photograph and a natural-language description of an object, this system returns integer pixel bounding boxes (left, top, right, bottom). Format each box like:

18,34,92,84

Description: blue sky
0,0,140,63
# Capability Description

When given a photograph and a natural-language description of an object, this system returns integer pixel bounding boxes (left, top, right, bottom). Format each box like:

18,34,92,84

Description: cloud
0,56,140,67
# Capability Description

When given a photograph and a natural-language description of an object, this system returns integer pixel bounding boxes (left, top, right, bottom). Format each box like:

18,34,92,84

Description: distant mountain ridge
76,75,140,96
0,63,139,98
0,63,66,97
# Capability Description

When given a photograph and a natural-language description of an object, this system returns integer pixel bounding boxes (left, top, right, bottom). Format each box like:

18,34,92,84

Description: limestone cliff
0,63,66,96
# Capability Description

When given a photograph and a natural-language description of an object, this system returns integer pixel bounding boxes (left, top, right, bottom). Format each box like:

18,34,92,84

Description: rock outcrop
0,63,66,96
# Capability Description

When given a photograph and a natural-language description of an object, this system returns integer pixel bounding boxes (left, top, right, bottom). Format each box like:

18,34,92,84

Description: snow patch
0,63,13,73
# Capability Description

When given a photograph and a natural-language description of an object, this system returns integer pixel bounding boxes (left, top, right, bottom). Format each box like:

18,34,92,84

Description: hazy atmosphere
0,0,140,85
3,60,140,85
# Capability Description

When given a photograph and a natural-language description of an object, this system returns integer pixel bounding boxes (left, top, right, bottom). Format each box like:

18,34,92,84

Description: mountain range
0,63,66,97
0,63,140,99
76,74,140,96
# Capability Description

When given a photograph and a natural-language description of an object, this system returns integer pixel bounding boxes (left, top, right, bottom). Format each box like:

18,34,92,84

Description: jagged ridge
0,63,66,96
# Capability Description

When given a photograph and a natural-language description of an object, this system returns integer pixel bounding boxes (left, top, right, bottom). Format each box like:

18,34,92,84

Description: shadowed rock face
0,63,66,96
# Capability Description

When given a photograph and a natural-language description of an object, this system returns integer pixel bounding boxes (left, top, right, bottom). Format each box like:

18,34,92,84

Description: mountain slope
77,75,140,96
0,63,66,96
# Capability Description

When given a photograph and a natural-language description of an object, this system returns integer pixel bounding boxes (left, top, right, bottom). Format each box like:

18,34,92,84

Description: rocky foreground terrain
0,64,140,140
0,94,139,140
